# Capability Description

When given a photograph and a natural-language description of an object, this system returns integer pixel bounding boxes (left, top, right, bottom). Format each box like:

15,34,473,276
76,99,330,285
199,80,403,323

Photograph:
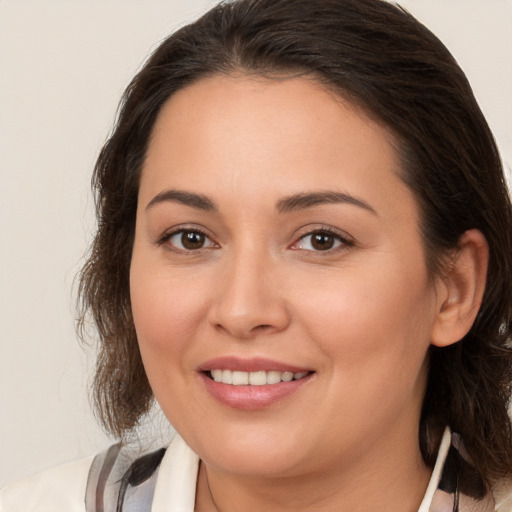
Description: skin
130,75,487,511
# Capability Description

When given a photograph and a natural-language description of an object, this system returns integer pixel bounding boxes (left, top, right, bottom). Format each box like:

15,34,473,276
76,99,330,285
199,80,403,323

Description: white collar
151,427,452,512
417,427,452,512
152,434,200,512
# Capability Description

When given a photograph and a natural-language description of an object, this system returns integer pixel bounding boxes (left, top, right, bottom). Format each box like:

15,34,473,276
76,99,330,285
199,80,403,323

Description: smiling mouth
207,369,312,386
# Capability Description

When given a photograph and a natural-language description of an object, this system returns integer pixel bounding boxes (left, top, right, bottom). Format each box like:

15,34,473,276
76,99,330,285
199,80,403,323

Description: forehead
147,74,393,161
139,74,413,220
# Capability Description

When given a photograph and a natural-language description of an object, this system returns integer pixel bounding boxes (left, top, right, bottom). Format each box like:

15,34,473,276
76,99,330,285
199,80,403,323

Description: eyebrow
145,189,217,211
145,188,376,215
276,191,377,215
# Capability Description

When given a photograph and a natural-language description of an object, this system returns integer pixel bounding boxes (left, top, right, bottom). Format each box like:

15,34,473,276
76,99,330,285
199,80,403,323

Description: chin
183,423,314,477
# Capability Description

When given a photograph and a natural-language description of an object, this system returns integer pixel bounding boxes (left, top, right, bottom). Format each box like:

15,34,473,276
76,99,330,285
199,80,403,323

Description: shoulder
0,436,200,512
492,477,512,512
0,441,179,512
0,454,95,512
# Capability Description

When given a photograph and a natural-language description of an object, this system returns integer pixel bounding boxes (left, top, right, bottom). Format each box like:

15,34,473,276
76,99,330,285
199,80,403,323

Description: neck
195,432,432,512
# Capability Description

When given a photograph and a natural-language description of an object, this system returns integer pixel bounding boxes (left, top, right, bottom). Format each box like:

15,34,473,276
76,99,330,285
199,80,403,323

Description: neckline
151,427,453,512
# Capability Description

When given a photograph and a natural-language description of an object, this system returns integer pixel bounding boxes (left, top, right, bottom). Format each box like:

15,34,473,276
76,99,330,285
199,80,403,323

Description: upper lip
198,356,312,373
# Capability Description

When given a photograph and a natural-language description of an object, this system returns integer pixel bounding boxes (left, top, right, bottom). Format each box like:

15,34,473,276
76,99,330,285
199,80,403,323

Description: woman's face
130,75,442,478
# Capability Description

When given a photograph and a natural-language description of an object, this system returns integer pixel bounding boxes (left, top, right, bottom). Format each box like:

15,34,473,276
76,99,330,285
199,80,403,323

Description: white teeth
266,371,281,384
232,371,249,385
222,369,232,384
281,372,293,382
209,369,309,385
249,371,266,386
211,369,223,382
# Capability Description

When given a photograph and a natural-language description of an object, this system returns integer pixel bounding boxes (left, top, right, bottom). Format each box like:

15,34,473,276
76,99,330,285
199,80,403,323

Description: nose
207,250,291,340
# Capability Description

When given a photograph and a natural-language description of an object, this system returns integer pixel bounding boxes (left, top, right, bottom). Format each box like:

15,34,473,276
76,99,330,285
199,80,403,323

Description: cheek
293,259,435,381
301,274,433,439
129,255,209,371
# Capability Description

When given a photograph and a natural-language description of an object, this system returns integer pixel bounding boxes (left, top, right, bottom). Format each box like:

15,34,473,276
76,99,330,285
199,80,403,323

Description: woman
2,0,512,510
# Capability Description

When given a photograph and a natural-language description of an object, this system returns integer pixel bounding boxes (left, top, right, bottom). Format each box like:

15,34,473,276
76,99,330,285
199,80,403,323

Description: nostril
207,295,291,339
253,324,273,332
212,321,276,339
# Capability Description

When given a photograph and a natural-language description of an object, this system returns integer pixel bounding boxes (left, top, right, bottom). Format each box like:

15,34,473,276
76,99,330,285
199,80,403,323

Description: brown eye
293,230,349,252
311,233,335,250
181,231,205,249
167,229,216,251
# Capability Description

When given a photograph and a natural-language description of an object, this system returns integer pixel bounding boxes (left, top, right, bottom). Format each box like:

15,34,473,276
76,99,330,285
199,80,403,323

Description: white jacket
2,430,512,511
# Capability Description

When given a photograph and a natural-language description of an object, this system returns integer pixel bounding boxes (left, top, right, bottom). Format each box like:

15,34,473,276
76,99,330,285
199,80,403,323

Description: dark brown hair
78,0,512,496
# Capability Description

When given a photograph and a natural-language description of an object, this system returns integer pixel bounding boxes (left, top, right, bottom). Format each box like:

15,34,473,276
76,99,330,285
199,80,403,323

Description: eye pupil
181,231,205,249
312,233,334,250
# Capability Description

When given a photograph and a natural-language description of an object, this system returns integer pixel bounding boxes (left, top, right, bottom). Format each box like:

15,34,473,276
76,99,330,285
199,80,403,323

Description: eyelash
157,227,353,254
291,227,354,253
157,228,218,253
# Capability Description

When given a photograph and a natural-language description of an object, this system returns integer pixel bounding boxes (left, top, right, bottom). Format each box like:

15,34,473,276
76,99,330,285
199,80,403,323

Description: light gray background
1,0,511,487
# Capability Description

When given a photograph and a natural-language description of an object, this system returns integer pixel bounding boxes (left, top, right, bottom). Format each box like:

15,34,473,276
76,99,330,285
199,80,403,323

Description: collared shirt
2,429,512,511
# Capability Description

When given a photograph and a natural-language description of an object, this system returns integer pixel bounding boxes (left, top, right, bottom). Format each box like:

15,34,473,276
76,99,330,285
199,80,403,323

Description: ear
431,229,489,348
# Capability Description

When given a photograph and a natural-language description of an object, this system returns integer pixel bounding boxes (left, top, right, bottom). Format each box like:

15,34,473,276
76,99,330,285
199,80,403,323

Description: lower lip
200,373,313,410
